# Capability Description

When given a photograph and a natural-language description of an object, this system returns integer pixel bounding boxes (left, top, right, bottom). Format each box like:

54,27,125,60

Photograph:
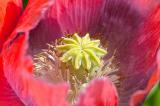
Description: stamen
33,33,120,104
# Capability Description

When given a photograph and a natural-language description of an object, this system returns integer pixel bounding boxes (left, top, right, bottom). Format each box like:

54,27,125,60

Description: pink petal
2,33,70,106
76,78,118,106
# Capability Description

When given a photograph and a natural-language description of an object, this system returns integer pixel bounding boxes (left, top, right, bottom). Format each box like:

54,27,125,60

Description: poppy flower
0,0,160,106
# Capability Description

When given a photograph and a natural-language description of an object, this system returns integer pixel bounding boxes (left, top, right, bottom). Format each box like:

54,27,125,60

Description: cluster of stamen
34,33,119,104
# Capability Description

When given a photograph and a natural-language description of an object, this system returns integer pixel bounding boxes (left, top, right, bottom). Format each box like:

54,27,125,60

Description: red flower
0,0,160,106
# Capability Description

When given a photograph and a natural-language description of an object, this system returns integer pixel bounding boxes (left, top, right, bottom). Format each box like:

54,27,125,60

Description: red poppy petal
76,78,118,106
2,33,70,106
0,56,24,106
118,4,160,105
0,0,22,52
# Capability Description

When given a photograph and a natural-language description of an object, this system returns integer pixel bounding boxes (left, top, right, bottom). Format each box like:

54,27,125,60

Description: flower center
33,33,119,104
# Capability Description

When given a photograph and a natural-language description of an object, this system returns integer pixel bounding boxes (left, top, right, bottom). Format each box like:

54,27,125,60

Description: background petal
0,0,22,52
76,78,118,106
0,0,21,29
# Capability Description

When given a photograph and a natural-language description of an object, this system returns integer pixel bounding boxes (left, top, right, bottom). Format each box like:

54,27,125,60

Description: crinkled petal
117,4,160,106
0,0,22,52
76,78,118,106
2,33,70,106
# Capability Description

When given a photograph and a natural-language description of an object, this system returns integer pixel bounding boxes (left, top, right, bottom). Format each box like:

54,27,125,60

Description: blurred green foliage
23,0,28,9
142,82,160,106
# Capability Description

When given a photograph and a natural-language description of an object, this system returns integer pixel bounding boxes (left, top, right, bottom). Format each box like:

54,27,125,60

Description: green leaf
23,0,28,9
142,82,160,106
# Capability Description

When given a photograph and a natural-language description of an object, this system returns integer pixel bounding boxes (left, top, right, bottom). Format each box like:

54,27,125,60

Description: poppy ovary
56,33,107,71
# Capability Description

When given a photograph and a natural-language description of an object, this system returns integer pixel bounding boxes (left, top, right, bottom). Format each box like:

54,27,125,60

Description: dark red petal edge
76,78,118,106
1,0,70,105
129,5,160,106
